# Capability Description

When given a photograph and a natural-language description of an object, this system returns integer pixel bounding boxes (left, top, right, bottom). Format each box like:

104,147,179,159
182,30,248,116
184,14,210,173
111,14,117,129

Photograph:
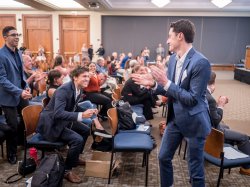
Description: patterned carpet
0,70,250,187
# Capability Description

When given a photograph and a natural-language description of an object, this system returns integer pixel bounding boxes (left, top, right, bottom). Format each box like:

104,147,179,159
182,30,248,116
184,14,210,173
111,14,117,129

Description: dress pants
59,127,83,171
70,121,90,153
219,124,250,168
1,98,29,156
158,121,206,187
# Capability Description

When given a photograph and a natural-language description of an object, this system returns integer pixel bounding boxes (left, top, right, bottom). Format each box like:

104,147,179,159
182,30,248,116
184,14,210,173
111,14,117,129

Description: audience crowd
0,24,250,186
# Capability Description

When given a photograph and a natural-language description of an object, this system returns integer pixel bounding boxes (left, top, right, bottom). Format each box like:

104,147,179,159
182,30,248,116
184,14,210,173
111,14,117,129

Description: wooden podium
245,45,250,69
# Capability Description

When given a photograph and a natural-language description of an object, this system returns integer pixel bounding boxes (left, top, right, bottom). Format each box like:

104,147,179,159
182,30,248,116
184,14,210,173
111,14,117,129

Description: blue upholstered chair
204,128,250,187
22,105,64,158
107,107,153,186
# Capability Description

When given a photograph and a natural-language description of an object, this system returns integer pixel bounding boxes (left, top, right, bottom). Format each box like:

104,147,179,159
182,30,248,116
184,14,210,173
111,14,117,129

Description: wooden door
0,15,16,47
59,15,89,61
23,15,53,66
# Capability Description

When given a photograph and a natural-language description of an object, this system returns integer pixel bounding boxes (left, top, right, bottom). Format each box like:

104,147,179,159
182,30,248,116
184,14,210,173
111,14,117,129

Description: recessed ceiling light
151,0,170,8
0,0,31,8
42,0,83,9
211,0,232,8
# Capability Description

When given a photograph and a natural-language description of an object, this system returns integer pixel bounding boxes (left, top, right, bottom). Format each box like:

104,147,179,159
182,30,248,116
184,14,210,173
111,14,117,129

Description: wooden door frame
22,14,53,57
59,15,90,57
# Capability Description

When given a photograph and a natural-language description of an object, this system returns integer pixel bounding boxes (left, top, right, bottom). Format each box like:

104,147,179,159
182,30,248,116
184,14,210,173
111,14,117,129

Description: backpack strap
5,173,23,184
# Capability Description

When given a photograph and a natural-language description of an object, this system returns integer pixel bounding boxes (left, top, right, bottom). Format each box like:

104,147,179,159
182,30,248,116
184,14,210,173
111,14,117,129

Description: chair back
22,105,43,137
117,83,124,92
113,87,121,100
107,108,118,136
111,92,119,101
204,128,224,158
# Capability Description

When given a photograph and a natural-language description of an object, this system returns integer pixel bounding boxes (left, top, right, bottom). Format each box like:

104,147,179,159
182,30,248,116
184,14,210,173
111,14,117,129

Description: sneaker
94,129,112,138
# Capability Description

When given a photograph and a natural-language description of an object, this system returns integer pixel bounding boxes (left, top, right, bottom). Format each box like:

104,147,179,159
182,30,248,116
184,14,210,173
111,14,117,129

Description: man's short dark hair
208,71,216,85
70,66,88,79
2,26,16,37
170,19,195,43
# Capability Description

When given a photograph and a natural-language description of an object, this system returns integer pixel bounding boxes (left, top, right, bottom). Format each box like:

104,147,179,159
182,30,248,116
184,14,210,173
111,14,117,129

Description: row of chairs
22,103,153,186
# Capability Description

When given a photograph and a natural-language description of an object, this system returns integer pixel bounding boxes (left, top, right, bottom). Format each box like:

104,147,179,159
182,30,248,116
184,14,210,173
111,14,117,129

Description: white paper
136,125,149,131
223,147,249,159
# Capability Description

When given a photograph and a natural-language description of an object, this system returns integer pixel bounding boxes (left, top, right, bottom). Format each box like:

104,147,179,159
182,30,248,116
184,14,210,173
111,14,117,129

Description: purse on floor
5,157,37,184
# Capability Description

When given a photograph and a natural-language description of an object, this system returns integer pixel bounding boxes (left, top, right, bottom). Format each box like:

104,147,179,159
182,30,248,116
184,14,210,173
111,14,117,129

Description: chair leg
1,143,3,158
217,167,224,187
142,152,146,167
164,105,167,117
178,140,182,155
108,151,115,184
145,152,149,187
183,140,188,160
228,168,231,174
42,150,45,158
162,104,165,117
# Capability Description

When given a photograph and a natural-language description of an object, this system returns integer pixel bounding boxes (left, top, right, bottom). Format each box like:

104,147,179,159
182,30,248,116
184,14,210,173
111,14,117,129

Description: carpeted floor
0,70,250,187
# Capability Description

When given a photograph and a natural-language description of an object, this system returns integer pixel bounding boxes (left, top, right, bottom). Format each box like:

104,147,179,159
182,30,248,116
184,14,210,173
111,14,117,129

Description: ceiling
1,0,250,12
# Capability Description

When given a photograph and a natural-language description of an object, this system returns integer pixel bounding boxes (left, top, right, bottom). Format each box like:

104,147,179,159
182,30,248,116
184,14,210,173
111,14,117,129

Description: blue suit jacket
156,48,211,138
0,45,28,107
36,81,82,142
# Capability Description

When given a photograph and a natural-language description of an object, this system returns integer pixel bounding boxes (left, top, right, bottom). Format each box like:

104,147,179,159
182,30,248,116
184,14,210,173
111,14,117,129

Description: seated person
96,57,108,75
84,62,112,120
36,66,94,183
23,54,47,96
53,55,71,84
46,69,64,99
121,65,156,120
207,71,250,176
82,56,91,68
46,69,110,138
123,59,139,82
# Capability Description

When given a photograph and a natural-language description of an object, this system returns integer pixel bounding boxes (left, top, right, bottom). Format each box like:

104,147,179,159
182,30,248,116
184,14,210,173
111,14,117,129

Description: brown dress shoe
78,158,86,166
64,171,82,183
239,167,250,176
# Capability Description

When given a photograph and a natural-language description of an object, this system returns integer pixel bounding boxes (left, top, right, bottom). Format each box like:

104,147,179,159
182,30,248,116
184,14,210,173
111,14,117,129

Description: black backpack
31,153,64,187
117,102,136,130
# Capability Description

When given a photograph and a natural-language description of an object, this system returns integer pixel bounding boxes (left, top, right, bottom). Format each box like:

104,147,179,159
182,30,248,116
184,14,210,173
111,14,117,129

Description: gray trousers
219,123,250,168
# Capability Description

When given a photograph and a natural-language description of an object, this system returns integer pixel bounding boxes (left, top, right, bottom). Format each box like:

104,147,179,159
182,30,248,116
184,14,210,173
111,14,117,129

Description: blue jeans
158,121,206,187
131,104,144,116
78,100,97,125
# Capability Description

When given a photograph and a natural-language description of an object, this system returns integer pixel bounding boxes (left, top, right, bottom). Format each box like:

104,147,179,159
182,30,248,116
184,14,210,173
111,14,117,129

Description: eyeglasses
7,33,21,37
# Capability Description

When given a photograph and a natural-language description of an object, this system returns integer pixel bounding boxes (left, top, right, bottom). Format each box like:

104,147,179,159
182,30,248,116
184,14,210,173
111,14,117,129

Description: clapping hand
21,88,32,100
217,96,229,108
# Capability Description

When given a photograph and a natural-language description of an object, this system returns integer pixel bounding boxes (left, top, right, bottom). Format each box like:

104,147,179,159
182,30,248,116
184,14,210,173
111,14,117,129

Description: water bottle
29,147,38,164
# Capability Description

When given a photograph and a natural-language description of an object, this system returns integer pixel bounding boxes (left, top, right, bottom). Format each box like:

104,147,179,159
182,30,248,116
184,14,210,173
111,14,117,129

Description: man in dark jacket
207,71,250,176
37,66,96,183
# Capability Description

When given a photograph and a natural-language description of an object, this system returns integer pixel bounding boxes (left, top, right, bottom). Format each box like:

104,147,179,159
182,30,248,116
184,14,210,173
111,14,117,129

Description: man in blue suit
0,26,32,164
132,19,211,187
